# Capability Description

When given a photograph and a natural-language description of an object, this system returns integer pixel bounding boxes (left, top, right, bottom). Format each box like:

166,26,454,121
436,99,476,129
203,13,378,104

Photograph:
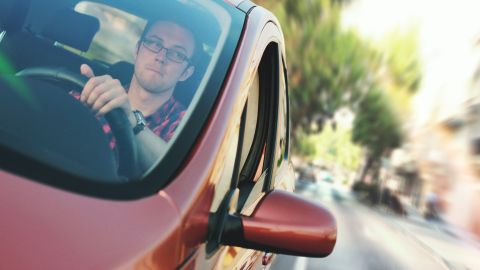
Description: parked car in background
319,168,334,183
0,0,336,269
297,163,319,182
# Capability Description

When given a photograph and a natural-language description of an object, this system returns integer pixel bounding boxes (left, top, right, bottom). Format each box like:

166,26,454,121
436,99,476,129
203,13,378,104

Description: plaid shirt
102,96,186,149
71,92,186,149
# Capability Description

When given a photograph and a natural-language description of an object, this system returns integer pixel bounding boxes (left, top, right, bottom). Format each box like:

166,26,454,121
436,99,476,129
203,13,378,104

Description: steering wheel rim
16,66,138,180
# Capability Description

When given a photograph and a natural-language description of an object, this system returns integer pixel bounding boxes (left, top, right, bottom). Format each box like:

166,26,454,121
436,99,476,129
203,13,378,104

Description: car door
176,12,294,268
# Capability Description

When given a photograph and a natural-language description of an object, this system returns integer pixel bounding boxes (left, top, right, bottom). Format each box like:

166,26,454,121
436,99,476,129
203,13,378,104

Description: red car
0,0,336,269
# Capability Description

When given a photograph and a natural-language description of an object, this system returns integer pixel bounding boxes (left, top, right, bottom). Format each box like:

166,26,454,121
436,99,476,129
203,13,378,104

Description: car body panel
0,171,181,270
225,0,248,8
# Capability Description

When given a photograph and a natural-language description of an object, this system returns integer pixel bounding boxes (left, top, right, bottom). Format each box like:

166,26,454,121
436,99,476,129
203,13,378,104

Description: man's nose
155,47,168,62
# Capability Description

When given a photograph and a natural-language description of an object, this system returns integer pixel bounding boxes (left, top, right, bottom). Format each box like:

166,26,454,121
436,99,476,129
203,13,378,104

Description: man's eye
171,51,186,60
146,39,162,47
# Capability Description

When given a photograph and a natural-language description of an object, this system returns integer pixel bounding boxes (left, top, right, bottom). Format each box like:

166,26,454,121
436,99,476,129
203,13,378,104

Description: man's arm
80,64,166,173
126,112,168,173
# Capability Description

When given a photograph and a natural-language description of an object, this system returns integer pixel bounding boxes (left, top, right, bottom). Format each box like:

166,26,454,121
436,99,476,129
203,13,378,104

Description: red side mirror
223,190,337,257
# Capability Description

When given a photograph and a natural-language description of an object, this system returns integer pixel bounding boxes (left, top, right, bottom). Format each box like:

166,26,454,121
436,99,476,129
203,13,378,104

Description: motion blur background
257,0,480,269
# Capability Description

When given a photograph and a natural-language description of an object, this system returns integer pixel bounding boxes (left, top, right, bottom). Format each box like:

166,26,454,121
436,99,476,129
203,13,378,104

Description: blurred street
271,178,480,270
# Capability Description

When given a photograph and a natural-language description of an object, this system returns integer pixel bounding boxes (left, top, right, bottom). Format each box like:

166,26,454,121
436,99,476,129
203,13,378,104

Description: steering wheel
16,66,138,180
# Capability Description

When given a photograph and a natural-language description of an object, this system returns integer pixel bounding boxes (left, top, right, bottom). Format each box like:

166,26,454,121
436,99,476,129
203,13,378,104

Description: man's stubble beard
134,69,175,96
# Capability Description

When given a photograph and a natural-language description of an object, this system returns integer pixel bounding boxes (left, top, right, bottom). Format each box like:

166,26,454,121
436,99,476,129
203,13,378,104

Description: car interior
0,0,214,182
1,0,210,103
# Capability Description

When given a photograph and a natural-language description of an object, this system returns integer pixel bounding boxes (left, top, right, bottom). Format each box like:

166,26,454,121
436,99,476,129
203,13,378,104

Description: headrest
42,8,99,52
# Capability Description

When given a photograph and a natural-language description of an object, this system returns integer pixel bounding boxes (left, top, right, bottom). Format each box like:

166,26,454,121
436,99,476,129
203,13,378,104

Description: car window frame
204,40,282,256
236,42,280,212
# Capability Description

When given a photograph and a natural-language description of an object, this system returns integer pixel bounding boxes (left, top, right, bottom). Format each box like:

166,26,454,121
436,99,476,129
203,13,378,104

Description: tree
257,0,419,175
380,27,422,94
375,27,422,120
258,0,378,135
298,122,362,171
352,87,403,181
350,28,421,182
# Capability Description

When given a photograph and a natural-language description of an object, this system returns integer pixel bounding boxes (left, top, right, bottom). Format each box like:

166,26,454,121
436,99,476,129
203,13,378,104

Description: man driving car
78,18,197,174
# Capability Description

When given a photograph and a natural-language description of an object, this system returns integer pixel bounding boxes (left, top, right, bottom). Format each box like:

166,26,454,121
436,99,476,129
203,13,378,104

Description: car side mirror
222,190,336,257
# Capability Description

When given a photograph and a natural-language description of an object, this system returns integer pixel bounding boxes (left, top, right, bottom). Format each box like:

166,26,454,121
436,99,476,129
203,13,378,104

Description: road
271,180,480,270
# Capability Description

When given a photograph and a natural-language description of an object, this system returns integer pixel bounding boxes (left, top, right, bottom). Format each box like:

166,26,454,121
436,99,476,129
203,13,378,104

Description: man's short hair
140,18,200,65
139,2,220,66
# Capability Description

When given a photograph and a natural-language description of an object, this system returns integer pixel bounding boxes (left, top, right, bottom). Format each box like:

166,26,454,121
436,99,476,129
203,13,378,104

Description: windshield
0,0,242,195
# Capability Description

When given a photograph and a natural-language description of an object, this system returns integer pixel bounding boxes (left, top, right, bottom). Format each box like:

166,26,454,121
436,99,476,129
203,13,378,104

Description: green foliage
352,88,403,158
296,131,318,158
372,27,422,121
379,27,422,94
258,0,380,133
257,0,419,164
0,53,38,109
295,123,362,171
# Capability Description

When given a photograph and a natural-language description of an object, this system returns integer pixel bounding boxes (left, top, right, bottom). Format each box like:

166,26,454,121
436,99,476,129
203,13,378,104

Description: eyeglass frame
140,37,192,64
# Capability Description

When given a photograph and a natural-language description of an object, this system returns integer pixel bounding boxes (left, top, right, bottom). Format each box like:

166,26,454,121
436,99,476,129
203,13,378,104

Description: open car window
0,0,243,198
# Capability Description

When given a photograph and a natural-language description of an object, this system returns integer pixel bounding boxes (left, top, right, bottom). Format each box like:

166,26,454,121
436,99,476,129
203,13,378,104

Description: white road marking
293,257,308,270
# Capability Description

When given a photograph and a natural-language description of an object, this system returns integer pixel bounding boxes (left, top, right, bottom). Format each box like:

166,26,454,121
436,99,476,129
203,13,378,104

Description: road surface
271,179,480,270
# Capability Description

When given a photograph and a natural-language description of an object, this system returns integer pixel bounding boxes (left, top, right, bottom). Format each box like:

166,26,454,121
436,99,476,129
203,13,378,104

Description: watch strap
132,110,146,135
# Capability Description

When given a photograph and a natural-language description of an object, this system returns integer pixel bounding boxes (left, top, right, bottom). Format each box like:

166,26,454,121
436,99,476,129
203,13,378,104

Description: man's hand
80,64,131,117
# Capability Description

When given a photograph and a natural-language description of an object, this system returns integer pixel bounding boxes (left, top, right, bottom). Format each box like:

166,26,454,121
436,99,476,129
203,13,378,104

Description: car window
236,43,280,212
239,73,259,170
0,0,243,198
274,58,289,173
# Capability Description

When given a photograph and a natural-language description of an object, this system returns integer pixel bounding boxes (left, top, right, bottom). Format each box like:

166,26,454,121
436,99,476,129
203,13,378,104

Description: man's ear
179,65,195,82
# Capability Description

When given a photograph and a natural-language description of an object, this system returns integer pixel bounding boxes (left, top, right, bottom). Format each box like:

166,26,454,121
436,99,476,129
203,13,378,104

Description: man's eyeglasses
141,37,190,64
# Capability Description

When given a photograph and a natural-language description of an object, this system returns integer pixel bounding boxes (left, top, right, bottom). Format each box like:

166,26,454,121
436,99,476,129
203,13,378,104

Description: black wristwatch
132,110,147,135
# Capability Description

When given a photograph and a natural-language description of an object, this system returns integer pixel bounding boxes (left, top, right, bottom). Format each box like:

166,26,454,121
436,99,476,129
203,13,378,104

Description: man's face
133,21,195,94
